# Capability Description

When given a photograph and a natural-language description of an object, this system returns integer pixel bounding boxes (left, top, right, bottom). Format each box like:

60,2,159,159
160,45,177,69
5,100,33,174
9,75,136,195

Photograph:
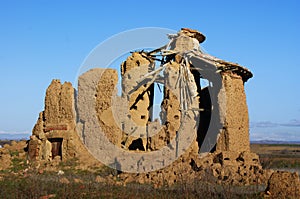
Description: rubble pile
0,141,27,171
265,171,300,198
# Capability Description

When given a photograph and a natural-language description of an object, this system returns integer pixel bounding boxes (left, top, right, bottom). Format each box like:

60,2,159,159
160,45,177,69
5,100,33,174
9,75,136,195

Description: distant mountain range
0,133,31,141
250,140,300,145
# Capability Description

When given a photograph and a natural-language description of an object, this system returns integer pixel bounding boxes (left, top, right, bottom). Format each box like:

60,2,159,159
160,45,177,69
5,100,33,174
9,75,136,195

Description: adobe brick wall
216,72,250,152
29,79,95,163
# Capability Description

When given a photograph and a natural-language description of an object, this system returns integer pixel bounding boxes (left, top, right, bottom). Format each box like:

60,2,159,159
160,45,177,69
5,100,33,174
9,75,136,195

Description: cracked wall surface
216,72,250,152
120,52,154,150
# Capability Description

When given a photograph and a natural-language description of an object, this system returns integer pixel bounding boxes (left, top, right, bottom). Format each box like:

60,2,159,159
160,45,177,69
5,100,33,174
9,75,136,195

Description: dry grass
0,170,264,199
251,144,300,171
1,142,299,198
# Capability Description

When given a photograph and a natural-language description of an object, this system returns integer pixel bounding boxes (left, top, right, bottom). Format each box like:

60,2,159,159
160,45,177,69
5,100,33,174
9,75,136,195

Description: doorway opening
49,138,63,159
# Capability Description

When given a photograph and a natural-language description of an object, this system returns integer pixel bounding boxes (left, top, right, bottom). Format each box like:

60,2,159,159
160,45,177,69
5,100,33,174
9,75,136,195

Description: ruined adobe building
27,28,299,191
27,80,90,162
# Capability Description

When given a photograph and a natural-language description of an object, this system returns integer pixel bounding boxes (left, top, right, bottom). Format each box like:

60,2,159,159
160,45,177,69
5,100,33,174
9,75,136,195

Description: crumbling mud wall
148,61,183,151
216,72,250,152
76,69,105,157
28,80,94,163
162,62,182,146
95,69,122,147
120,52,154,150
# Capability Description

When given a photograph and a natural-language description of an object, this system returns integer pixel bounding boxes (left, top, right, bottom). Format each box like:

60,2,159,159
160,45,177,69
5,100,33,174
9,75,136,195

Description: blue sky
0,1,299,141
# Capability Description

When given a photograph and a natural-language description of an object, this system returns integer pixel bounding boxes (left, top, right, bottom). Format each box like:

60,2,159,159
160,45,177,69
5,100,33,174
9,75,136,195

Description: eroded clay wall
29,80,92,162
95,69,122,147
44,80,76,129
162,62,181,145
216,72,250,152
121,52,154,149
